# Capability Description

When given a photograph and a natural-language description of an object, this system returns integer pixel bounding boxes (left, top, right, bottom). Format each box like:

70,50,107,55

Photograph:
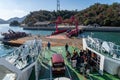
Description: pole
35,61,38,80
56,22,58,32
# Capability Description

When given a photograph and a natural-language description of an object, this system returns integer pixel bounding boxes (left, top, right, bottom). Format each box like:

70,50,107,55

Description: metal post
57,0,60,11
56,22,58,32
35,61,38,80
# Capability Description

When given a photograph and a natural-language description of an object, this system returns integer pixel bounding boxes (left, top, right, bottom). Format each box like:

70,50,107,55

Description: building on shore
33,21,55,27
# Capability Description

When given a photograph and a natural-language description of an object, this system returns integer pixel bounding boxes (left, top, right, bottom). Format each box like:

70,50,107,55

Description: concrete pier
23,26,120,32
81,26,120,32
23,26,74,30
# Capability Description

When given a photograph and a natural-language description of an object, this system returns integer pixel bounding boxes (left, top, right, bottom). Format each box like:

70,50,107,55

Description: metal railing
86,36,120,60
5,39,42,70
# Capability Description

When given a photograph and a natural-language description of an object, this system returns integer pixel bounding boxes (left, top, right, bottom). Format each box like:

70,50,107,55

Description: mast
57,0,60,11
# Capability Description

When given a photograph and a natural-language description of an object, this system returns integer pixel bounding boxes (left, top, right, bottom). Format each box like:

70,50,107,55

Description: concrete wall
83,27,120,32
23,26,74,30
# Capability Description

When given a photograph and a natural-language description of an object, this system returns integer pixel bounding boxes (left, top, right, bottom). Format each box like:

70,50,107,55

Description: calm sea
79,32,120,45
0,24,120,56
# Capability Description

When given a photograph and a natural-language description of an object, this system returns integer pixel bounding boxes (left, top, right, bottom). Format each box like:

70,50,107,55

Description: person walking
47,41,51,50
65,43,69,51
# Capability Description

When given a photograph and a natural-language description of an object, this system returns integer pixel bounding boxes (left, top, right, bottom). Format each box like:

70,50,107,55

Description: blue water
79,32,120,45
0,24,54,37
0,24,120,56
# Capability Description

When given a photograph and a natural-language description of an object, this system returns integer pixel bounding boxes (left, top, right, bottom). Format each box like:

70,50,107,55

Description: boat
83,36,120,78
0,37,120,80
1,29,29,40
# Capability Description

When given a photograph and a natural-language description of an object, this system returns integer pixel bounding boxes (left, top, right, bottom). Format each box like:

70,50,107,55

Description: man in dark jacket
65,43,68,51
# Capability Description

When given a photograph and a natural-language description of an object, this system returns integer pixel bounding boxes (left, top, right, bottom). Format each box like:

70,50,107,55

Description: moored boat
1,29,29,40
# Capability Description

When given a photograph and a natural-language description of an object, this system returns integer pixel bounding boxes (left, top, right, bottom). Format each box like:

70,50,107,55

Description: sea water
79,32,120,45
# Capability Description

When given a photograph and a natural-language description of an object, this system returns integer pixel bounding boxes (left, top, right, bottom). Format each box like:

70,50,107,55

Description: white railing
86,36,120,60
4,39,42,70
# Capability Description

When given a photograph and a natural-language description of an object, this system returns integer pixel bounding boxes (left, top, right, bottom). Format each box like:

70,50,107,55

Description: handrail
4,39,42,69
86,36,120,60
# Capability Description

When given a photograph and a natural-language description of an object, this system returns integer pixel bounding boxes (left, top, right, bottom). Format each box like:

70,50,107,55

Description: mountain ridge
0,16,26,24
0,19,8,24
7,16,26,23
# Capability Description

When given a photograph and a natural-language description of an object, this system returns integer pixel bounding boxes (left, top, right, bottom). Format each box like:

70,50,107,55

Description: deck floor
38,46,120,80
38,46,85,80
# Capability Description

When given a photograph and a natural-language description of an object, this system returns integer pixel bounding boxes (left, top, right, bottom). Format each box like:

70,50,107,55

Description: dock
2,36,36,46
80,26,120,32
23,26,74,30
1,34,83,49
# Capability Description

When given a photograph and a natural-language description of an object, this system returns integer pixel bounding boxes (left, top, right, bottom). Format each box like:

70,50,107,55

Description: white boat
83,36,120,77
0,39,42,80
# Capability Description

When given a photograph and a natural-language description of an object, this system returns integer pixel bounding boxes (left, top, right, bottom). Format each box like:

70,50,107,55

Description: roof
34,21,51,26
52,54,64,63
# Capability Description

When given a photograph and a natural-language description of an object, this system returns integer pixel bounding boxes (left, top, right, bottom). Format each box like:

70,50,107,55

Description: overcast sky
0,0,120,20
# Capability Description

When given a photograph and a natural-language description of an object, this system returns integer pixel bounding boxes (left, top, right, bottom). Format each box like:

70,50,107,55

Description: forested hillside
23,3,120,26
76,3,120,26
23,10,78,26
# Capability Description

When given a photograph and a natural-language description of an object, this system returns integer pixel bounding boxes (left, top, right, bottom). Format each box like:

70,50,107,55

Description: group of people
65,43,92,75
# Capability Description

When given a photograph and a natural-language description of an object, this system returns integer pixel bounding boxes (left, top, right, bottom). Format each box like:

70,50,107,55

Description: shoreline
23,26,120,32
23,26,74,30
82,26,120,32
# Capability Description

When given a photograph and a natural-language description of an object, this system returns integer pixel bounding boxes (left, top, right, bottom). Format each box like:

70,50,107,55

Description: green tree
10,20,20,26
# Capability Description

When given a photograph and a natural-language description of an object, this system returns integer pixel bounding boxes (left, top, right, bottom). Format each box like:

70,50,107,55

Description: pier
81,26,120,32
23,25,120,32
2,36,35,47
23,26,74,30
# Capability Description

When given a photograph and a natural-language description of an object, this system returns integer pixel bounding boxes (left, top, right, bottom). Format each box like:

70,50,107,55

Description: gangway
52,16,79,37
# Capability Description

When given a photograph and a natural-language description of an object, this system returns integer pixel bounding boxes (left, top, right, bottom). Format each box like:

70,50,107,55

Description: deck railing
5,39,42,70
86,36,120,60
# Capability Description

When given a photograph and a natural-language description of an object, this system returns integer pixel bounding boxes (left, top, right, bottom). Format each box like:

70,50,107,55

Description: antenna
57,0,60,11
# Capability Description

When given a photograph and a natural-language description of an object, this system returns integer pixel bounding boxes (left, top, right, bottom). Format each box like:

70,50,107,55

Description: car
51,54,65,75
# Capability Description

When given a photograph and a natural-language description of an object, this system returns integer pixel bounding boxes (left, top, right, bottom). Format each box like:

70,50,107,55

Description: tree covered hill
76,3,120,26
23,3,120,26
23,10,78,26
